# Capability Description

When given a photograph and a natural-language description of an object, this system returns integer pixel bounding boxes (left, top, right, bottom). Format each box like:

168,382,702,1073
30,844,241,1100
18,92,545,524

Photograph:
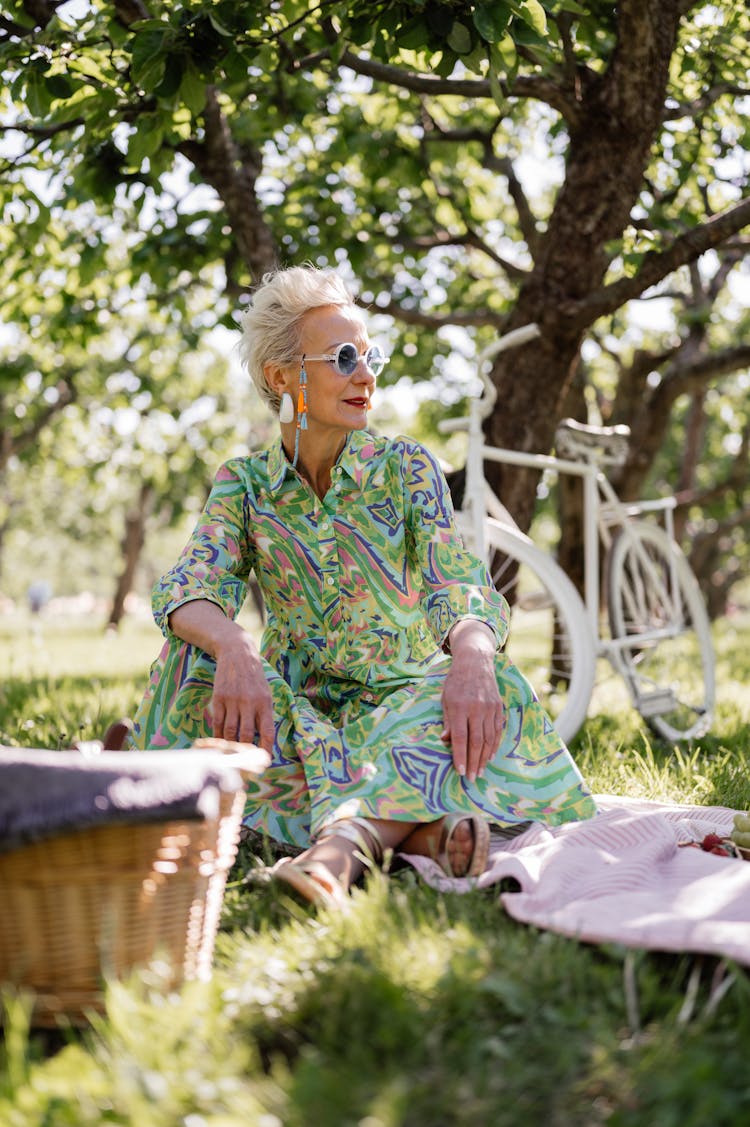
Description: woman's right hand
169,601,275,752
212,633,275,750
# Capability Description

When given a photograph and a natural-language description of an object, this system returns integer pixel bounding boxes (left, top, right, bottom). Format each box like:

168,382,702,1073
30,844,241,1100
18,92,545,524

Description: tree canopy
1,0,748,611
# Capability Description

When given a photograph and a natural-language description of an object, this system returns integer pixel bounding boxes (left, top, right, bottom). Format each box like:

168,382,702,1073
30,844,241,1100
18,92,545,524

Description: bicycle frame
447,331,684,664
474,437,682,659
440,327,714,739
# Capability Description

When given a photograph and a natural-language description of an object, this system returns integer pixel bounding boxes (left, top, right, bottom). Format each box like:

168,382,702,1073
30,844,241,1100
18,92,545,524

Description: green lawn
1,608,750,1126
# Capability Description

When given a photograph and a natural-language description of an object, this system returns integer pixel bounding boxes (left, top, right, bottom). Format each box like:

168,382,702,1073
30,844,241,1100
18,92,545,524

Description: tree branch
338,49,581,124
113,0,151,27
375,298,506,330
0,15,32,38
491,155,542,259
0,376,77,472
660,343,750,400
676,426,749,513
398,228,529,282
664,83,750,122
20,0,62,31
563,196,750,323
0,118,85,139
176,87,277,280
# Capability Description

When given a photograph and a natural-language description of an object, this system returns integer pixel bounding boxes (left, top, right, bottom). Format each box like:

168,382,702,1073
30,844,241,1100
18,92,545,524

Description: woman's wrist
447,618,497,656
169,600,255,660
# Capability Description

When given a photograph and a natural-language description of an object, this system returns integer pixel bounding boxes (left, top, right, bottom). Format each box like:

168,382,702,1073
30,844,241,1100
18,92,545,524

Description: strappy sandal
269,816,385,909
269,857,350,910
438,813,490,878
401,813,490,878
317,816,385,868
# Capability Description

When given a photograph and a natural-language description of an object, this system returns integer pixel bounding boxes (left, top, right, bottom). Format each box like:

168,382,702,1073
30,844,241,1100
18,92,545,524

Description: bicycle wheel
606,521,715,741
483,517,596,745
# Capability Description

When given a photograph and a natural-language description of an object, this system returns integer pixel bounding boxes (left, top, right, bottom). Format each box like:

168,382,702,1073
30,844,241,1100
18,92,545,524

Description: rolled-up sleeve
402,441,509,649
152,462,256,637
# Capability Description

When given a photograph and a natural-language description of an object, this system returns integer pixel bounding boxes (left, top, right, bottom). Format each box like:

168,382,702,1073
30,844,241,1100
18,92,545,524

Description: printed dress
131,430,596,846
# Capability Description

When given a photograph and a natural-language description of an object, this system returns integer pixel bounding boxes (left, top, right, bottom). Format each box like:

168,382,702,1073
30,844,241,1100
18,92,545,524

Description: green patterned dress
130,430,596,846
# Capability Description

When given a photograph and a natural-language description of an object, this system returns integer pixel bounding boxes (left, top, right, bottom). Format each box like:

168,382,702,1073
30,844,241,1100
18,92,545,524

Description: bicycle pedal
635,688,679,717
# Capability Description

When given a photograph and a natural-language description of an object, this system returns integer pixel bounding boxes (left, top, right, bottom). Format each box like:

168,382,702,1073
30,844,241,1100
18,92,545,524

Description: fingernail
468,772,476,783
457,765,465,776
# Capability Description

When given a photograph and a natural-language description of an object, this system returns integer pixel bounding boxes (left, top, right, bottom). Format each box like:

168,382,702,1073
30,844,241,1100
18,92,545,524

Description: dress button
334,484,341,493
327,577,335,586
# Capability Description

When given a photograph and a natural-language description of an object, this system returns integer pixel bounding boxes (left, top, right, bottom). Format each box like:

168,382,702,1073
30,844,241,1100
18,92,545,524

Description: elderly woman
130,265,596,908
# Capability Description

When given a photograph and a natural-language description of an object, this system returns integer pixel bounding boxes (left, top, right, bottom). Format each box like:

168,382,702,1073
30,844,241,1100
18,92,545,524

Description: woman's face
293,304,377,435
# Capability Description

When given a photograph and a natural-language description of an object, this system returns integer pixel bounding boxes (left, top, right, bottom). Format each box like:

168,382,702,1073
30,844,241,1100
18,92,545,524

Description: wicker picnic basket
0,742,269,1026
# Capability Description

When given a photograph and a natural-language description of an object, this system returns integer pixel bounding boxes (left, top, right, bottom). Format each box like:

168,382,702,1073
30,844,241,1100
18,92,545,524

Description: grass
1,608,750,1125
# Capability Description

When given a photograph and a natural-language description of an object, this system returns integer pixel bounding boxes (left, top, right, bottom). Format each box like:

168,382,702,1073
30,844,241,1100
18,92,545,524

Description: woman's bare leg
295,818,417,890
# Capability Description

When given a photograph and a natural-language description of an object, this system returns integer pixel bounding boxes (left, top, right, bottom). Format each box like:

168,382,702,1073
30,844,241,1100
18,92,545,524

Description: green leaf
25,73,52,117
222,47,250,85
180,63,206,116
77,243,103,287
154,53,185,100
47,88,112,126
131,30,168,91
397,15,430,50
473,1,512,44
68,54,109,85
447,20,473,55
45,74,74,101
425,4,454,37
127,115,164,165
489,66,506,111
208,11,233,37
347,16,373,46
491,35,517,78
434,50,457,77
516,0,547,37
9,71,25,101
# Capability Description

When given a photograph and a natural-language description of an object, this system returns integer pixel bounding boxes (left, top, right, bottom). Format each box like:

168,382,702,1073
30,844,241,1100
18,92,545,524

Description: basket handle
192,738,271,780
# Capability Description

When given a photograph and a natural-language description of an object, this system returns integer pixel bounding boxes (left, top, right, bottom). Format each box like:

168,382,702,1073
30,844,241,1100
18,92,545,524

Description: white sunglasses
300,342,387,377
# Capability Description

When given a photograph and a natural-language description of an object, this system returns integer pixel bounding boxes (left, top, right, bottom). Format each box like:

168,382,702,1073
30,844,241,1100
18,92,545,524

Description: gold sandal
269,857,349,910
438,813,490,877
269,817,385,909
317,816,385,867
402,813,490,878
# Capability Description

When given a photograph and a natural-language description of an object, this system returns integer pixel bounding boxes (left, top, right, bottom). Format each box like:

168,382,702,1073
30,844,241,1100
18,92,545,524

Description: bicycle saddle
554,418,630,466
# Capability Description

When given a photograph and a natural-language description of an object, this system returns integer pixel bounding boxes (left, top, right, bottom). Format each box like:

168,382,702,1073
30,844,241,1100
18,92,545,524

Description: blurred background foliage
0,0,748,621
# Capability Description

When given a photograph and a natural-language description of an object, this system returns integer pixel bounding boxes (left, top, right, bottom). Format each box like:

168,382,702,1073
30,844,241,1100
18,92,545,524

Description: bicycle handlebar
476,323,540,418
437,416,469,434
436,323,541,434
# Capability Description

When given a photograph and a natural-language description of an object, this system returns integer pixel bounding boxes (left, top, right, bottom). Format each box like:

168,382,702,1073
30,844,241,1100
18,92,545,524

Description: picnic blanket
400,795,750,966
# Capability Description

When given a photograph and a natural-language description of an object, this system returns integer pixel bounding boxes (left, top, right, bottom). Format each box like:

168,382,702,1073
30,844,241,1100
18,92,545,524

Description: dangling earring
292,357,308,468
279,392,294,424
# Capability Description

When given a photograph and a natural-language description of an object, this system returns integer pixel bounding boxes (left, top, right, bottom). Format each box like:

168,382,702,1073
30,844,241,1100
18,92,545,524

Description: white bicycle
440,327,716,745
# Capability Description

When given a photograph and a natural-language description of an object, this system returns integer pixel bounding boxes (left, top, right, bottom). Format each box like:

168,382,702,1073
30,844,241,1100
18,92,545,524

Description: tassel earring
279,391,294,424
292,357,308,469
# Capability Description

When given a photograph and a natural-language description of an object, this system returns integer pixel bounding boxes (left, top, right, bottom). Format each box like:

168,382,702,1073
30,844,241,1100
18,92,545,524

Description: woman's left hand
441,620,505,782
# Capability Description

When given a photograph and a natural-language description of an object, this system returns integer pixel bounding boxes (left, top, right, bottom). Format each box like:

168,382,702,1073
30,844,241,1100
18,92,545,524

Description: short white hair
238,265,355,411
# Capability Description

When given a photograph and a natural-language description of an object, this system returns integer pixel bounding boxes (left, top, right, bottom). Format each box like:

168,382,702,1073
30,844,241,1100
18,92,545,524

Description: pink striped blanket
400,796,750,965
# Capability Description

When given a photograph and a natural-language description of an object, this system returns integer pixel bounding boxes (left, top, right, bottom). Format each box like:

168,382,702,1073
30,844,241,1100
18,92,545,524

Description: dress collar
266,430,381,494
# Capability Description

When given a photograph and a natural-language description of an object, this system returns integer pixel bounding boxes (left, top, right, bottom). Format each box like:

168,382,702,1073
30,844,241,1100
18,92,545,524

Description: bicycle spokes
607,523,714,741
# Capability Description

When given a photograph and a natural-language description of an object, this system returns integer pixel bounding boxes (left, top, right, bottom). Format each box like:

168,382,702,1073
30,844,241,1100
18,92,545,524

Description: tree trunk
107,483,155,629
674,389,708,541
484,0,683,533
554,364,588,599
